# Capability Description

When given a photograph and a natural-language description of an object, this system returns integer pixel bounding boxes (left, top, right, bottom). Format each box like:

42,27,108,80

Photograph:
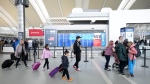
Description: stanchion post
63,46,64,55
53,46,56,58
90,46,94,59
84,47,89,62
28,48,32,61
141,47,149,68
37,46,40,59
70,50,74,58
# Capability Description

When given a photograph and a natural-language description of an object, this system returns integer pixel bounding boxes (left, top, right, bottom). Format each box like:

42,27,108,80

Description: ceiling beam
57,0,64,17
118,0,136,10
29,0,50,24
102,0,107,8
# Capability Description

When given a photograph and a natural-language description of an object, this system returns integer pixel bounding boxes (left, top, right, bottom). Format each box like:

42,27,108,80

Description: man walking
73,36,82,71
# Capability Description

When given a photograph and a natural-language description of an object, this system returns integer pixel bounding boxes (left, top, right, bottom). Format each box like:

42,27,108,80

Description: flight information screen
57,33,106,47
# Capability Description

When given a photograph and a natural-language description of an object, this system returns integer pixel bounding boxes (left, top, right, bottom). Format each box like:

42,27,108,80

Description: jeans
74,53,81,68
128,59,136,74
33,48,37,55
105,55,110,69
119,60,126,73
62,69,70,80
43,58,49,69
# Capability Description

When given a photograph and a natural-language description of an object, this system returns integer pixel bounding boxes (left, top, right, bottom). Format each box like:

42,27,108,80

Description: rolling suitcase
49,67,60,77
32,60,42,70
2,59,14,69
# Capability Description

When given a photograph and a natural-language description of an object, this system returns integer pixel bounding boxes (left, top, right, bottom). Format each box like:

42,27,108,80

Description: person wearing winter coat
61,50,73,82
116,40,128,75
41,44,52,71
127,41,137,77
15,39,28,69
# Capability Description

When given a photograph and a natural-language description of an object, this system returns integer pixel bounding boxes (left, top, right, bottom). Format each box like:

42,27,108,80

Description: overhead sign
29,29,43,36
44,29,57,47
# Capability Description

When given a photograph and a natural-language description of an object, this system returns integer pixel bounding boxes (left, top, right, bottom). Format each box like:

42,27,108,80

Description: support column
17,4,25,40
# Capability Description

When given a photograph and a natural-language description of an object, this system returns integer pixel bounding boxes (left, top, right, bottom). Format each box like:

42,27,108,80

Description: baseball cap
76,36,81,39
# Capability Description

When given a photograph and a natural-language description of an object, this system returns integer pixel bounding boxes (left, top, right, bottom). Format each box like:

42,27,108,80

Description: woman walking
15,39,28,69
104,40,115,71
41,44,52,71
127,41,137,77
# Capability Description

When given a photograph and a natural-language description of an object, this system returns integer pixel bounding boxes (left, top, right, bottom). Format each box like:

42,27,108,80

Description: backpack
131,45,141,57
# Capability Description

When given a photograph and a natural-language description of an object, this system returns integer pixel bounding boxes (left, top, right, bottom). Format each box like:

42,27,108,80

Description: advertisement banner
29,29,43,36
120,28,126,40
18,32,24,40
44,29,57,47
125,28,134,42
93,33,101,46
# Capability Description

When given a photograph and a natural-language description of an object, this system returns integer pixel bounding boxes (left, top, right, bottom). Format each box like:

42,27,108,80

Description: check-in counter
3,47,14,53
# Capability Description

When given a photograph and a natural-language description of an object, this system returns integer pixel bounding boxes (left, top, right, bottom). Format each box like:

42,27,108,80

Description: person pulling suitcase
41,44,52,71
15,39,28,69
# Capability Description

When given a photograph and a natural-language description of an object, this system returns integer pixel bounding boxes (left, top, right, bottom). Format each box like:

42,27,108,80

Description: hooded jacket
128,44,137,60
41,48,52,59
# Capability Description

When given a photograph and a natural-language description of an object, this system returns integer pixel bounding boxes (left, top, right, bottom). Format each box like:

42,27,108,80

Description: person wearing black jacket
61,51,73,82
32,41,38,56
24,39,28,51
73,36,82,71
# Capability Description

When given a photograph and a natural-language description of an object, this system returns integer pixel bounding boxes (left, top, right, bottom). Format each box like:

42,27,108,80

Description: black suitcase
10,53,16,60
1,59,14,69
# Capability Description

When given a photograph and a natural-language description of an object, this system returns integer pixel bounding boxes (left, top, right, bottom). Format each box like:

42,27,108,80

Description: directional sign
44,29,57,47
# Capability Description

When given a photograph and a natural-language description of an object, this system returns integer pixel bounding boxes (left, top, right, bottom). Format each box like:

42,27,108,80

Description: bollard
63,46,64,55
70,50,74,58
141,47,149,68
53,46,56,58
28,48,32,61
90,46,94,59
37,47,40,59
84,47,89,62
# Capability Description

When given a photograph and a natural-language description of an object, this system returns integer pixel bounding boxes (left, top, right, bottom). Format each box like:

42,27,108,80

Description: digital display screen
58,33,106,47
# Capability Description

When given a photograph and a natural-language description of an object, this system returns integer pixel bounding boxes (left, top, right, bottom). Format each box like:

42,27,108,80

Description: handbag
101,50,105,56
18,52,21,58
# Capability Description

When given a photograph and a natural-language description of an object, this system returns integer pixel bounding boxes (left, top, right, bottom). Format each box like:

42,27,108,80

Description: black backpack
131,45,141,57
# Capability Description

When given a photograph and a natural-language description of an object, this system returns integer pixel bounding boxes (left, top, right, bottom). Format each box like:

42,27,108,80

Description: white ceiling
0,0,149,35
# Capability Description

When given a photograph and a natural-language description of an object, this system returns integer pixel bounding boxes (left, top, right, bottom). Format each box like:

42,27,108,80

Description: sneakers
62,77,73,82
16,67,19,69
73,66,76,68
121,72,125,75
47,69,51,71
62,76,66,80
76,68,81,71
68,78,73,82
131,74,134,77
26,66,29,68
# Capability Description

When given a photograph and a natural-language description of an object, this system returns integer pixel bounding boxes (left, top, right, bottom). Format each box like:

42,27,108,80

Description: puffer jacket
41,48,52,59
61,55,69,69
15,44,26,58
128,44,137,60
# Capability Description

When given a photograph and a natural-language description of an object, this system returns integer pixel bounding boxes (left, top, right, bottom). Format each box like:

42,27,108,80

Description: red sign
29,29,43,36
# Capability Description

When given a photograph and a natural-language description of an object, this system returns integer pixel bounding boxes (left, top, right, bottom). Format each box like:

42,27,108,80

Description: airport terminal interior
0,0,150,84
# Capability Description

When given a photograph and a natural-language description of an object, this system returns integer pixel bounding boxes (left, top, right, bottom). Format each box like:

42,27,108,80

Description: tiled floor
0,52,149,84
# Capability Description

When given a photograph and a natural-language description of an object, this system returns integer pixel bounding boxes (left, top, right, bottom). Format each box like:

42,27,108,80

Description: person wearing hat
73,36,82,71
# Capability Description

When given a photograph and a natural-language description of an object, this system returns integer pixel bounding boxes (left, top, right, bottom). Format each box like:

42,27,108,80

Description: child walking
61,50,73,82
41,44,52,71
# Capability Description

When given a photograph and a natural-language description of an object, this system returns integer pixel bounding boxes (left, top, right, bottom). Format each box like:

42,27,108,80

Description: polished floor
0,52,149,84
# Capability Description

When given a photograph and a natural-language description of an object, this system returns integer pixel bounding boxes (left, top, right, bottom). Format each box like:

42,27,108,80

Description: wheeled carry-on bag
32,60,42,70
49,67,60,77
1,59,14,69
